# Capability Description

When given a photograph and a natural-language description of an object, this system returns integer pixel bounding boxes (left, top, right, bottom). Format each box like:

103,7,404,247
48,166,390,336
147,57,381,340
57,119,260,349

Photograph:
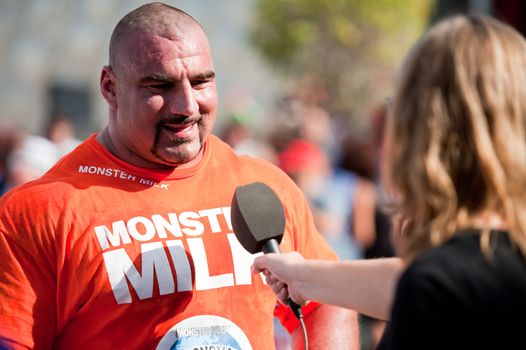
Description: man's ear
100,65,118,110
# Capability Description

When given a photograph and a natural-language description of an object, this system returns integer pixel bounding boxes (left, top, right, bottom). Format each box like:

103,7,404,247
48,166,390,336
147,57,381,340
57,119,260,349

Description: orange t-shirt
0,134,337,350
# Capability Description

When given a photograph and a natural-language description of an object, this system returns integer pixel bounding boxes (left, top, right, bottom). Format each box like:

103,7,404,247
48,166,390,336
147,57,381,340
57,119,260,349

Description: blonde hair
385,15,526,260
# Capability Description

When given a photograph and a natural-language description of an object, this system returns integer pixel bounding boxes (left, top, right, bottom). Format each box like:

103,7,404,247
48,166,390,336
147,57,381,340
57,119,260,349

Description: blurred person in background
0,2,358,349
220,89,277,163
5,133,58,190
44,114,82,157
254,14,526,349
293,102,337,162
278,138,372,261
364,104,395,261
339,106,395,349
0,120,21,195
0,121,59,194
0,115,83,195
338,134,388,256
220,116,277,164
274,98,380,262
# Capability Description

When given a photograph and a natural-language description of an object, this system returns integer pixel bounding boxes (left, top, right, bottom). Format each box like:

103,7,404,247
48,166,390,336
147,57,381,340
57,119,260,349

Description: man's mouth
160,117,201,138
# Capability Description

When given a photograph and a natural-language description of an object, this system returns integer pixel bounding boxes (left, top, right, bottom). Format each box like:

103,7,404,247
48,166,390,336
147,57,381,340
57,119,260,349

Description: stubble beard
151,115,206,166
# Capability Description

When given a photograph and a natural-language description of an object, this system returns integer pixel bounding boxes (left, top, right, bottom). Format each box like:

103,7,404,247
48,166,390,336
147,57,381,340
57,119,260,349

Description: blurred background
1,0,524,349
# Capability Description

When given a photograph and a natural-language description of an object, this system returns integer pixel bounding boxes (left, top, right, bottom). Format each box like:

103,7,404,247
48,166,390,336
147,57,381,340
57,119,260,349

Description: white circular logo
156,315,253,350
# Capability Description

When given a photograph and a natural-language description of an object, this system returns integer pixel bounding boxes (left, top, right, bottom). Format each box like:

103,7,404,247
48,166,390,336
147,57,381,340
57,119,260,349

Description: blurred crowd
220,89,395,260
0,115,81,195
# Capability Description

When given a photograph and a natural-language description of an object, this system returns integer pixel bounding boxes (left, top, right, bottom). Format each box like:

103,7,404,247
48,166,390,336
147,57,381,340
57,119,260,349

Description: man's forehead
117,28,212,71
125,25,208,54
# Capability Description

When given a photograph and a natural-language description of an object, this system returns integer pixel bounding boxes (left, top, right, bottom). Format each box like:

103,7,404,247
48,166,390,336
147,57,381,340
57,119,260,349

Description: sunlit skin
98,24,217,169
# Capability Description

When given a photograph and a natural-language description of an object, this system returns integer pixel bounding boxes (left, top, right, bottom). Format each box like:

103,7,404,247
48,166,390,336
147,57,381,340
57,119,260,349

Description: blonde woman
254,14,526,349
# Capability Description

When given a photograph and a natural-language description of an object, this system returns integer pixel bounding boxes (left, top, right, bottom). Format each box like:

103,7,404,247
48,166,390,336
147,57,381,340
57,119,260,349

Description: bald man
0,3,359,349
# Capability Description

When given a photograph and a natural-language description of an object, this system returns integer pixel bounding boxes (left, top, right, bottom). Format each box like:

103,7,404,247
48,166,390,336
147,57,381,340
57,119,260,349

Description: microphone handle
262,238,281,254
262,239,303,319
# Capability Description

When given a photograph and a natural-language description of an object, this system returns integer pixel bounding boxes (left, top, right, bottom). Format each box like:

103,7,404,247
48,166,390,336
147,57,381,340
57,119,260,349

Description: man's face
106,26,217,169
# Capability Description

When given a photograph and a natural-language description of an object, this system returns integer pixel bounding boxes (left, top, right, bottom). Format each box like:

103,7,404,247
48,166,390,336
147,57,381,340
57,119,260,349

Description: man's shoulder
0,174,76,210
207,135,303,203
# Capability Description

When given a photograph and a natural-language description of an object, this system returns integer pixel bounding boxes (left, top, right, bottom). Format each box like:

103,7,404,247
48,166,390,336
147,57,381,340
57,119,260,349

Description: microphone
230,182,303,319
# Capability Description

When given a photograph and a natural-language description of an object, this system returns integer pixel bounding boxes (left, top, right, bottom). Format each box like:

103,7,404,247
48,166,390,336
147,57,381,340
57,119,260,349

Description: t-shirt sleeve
274,300,321,333
0,227,56,350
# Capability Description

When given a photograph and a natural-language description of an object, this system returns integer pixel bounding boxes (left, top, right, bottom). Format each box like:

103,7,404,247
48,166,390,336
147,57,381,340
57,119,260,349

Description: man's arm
291,304,360,349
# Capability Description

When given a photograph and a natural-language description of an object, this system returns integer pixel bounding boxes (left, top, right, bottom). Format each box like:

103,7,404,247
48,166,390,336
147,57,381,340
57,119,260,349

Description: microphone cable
289,301,308,350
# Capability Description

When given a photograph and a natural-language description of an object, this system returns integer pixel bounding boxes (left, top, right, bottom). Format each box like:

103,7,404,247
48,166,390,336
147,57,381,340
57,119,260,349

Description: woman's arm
253,253,404,320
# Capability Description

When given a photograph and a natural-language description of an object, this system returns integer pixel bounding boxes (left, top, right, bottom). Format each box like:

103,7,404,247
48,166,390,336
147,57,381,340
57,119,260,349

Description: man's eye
191,80,211,88
149,83,172,90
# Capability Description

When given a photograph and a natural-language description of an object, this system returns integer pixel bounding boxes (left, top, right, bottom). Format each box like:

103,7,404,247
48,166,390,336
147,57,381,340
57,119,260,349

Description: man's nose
169,80,198,116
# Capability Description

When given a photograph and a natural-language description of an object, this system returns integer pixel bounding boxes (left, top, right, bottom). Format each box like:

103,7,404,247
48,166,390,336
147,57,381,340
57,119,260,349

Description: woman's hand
252,252,309,306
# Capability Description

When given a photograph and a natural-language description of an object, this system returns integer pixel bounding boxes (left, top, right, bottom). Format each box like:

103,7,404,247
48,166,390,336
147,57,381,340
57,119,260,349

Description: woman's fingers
266,273,282,285
267,277,285,294
276,285,290,305
262,272,289,304
252,256,266,274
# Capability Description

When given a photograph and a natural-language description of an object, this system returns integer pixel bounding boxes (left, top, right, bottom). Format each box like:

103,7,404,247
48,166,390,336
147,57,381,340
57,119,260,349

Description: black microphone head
231,182,286,254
